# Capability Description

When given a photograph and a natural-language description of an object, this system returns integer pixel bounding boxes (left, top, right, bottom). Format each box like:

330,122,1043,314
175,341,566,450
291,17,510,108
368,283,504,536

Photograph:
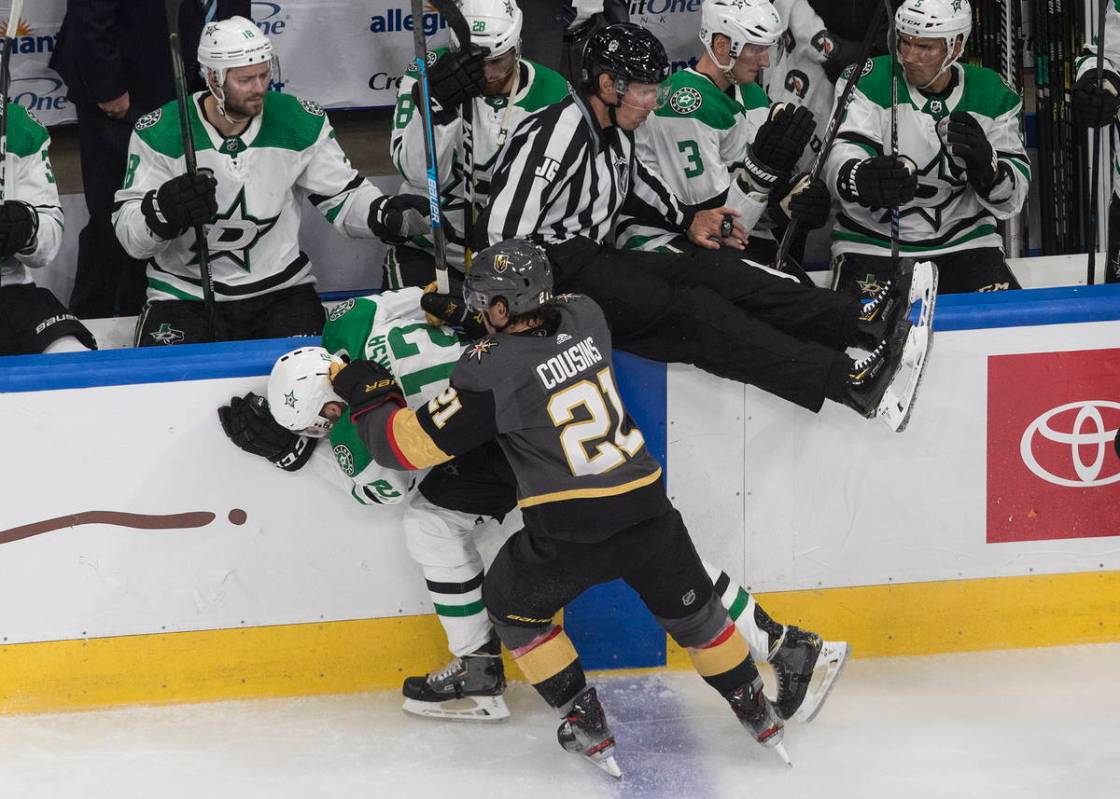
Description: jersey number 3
547,368,644,477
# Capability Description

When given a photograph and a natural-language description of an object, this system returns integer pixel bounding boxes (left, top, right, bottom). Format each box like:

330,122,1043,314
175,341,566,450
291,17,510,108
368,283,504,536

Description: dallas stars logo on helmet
669,87,703,115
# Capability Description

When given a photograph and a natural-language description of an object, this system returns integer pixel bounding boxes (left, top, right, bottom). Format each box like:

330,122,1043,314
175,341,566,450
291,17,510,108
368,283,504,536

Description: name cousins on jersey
535,336,604,391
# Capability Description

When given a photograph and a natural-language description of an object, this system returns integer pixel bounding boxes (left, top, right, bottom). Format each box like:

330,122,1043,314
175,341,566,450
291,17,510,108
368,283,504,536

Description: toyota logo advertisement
987,348,1120,543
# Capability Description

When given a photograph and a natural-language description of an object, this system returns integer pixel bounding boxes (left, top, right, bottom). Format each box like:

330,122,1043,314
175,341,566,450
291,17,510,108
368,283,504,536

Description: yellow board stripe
518,467,662,508
3,571,1116,716
513,628,580,685
687,627,749,677
668,570,1120,668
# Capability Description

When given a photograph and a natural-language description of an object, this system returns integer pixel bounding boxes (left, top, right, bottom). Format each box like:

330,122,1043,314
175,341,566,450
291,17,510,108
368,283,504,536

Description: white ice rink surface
2,644,1117,799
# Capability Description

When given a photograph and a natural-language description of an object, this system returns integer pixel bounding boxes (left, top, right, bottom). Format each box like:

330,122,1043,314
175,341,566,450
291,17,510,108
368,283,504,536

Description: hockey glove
0,200,39,257
331,359,406,421
770,174,831,230
369,194,430,244
944,111,998,191
837,155,917,208
812,30,865,84
217,392,318,472
420,286,489,339
742,104,816,191
142,171,218,240
427,45,487,116
1072,70,1120,128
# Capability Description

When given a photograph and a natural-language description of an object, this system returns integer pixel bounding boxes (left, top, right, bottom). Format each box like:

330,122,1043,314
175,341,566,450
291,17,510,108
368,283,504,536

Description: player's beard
225,91,265,123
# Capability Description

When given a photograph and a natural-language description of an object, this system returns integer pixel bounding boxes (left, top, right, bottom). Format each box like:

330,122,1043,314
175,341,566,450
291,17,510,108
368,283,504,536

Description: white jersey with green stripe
1076,0,1120,196
390,54,571,269
113,92,381,302
824,56,1029,258
1,104,64,288
315,286,467,506
621,69,774,252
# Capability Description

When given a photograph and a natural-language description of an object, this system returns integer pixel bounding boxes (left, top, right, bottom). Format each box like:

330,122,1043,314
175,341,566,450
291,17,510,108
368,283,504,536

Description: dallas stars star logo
856,274,883,296
283,391,298,408
466,338,498,362
189,187,280,272
951,0,963,12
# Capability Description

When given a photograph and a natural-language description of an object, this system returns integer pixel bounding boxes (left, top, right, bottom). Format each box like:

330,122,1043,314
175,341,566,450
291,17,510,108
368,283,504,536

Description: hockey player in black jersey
451,23,935,431
328,240,816,774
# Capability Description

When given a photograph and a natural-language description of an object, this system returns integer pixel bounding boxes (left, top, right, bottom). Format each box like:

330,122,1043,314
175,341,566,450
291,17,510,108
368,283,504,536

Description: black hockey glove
142,171,218,240
944,111,998,191
770,174,832,230
0,200,39,257
1072,70,1120,128
217,392,318,472
743,104,816,191
368,194,430,243
427,45,487,116
420,288,489,339
331,359,406,421
812,30,865,84
837,155,917,208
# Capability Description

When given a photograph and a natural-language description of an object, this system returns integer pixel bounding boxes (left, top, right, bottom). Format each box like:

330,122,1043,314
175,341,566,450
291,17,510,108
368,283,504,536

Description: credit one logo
252,1,289,35
1020,401,1120,487
9,76,68,113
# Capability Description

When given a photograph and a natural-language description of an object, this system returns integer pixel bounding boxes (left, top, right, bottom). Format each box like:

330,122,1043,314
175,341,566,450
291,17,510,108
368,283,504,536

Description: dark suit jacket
49,0,251,116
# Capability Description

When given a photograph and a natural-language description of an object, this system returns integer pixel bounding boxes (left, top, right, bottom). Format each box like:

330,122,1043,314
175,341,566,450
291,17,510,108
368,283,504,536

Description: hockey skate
557,686,622,778
849,259,937,431
726,677,791,766
401,644,509,722
769,628,850,724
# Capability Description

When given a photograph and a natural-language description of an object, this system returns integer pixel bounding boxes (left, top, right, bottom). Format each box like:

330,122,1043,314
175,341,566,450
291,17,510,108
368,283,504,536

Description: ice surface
1,644,1117,799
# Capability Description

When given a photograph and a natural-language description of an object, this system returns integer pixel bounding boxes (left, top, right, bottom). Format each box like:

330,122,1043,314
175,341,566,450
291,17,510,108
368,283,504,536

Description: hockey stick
410,0,451,293
430,0,477,272
0,0,25,205
165,0,218,337
885,0,900,266
772,0,890,273
1087,0,1109,286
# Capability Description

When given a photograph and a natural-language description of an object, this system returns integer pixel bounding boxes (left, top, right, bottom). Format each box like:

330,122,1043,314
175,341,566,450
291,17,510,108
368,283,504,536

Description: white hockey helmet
267,347,347,439
895,0,971,85
699,0,783,80
454,0,524,59
197,16,279,117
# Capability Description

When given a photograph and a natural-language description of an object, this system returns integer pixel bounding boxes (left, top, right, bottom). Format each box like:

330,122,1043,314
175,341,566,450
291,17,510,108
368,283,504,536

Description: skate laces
859,279,893,322
429,657,466,685
849,341,887,385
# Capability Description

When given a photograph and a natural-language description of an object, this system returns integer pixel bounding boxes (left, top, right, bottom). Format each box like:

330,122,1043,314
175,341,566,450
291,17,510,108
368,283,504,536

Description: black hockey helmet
464,239,554,317
579,23,670,94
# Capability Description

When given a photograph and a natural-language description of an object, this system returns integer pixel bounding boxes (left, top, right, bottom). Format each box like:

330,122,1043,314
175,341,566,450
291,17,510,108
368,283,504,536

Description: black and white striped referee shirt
476,92,693,247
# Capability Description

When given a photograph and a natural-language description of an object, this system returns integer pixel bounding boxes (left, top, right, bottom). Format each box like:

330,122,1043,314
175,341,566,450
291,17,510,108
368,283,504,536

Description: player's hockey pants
546,238,858,413
833,247,1021,295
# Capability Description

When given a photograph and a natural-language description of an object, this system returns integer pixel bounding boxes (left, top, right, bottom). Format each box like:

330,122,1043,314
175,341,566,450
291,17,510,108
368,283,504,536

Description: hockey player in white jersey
624,0,832,268
1073,0,1120,284
386,0,572,288
0,103,96,355
113,17,429,346
217,287,847,725
825,0,1030,296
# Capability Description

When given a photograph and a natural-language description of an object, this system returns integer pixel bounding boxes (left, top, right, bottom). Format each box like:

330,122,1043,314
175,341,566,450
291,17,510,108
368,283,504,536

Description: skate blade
877,321,931,432
590,753,623,779
773,742,793,767
401,694,510,722
792,641,850,724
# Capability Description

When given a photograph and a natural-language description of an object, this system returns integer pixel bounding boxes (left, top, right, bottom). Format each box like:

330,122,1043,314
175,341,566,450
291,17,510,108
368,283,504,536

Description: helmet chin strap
207,69,253,126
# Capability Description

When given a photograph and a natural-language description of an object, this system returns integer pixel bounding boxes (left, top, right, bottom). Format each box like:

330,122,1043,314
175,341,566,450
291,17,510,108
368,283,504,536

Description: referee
474,23,901,418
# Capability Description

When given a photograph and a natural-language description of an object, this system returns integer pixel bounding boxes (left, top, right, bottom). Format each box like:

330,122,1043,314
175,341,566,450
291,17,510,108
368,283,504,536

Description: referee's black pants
547,238,860,413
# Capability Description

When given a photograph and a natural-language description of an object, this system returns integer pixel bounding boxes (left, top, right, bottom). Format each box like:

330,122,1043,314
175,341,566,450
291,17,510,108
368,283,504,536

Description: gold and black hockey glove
331,360,406,421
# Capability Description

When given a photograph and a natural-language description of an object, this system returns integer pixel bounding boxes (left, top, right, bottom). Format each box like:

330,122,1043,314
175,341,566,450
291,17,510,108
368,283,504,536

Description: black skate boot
401,639,508,722
557,686,621,778
770,628,850,724
726,676,790,765
854,260,915,348
839,319,911,418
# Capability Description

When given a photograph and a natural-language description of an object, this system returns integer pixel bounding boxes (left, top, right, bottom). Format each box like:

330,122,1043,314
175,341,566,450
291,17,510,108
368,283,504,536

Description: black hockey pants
833,247,1021,296
546,238,858,413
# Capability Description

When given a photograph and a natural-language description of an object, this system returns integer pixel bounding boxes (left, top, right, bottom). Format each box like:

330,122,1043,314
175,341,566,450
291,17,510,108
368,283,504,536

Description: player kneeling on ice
113,16,430,346
318,240,852,773
622,0,831,271
1,103,97,355
825,0,1030,295
216,284,848,726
